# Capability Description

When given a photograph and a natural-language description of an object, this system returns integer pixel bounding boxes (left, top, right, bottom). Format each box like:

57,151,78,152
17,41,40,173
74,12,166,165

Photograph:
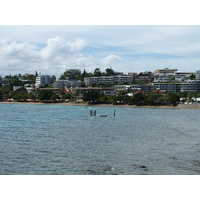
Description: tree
178,91,189,98
105,68,115,76
11,87,28,97
0,90,3,100
189,73,196,80
93,68,102,77
59,69,81,80
28,93,36,100
61,93,71,100
146,91,162,105
166,92,180,106
133,93,144,104
83,90,101,102
117,90,128,96
51,75,56,83
13,94,28,102
37,90,53,101
80,69,89,80
50,93,59,101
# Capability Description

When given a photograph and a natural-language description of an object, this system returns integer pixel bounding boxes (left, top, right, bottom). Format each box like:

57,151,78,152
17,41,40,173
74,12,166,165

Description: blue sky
1,25,200,78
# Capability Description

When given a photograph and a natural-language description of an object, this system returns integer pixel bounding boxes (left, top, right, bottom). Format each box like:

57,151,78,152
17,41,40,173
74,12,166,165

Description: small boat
100,115,107,117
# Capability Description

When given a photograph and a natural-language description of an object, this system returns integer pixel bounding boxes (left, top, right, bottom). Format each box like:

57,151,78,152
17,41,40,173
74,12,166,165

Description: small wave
87,165,117,175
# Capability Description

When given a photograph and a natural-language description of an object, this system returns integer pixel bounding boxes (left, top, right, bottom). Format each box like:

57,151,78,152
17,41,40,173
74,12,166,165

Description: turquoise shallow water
0,103,200,175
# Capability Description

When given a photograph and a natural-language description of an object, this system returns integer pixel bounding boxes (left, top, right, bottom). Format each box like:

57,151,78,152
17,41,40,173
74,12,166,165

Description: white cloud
102,54,122,66
1,40,38,58
0,36,89,77
41,37,88,59
1,26,200,77
76,55,98,72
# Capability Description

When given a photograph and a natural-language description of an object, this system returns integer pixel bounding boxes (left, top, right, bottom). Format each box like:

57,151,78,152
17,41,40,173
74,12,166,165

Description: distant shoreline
1,101,200,109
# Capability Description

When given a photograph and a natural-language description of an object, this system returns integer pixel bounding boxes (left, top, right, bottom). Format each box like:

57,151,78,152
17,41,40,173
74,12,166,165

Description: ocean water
0,103,200,175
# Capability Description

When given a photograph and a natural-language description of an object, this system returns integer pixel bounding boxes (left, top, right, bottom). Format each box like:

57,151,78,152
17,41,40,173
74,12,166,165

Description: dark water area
0,103,200,175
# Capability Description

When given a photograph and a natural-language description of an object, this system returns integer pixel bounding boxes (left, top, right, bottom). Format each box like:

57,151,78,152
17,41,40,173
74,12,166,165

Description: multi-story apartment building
122,81,200,94
128,73,137,76
153,83,180,93
196,70,200,80
153,75,171,82
35,75,52,88
128,84,153,92
114,76,133,84
174,71,192,82
135,75,152,83
180,81,200,92
153,81,200,93
84,75,133,86
155,68,178,75
53,79,82,88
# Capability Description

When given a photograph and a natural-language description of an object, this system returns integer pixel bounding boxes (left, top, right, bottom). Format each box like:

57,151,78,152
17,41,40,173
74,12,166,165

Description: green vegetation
80,89,181,106
0,68,200,106
59,67,117,81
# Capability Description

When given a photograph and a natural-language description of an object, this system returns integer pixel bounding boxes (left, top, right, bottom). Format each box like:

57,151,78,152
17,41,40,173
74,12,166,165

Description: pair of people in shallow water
90,110,96,116
90,110,116,116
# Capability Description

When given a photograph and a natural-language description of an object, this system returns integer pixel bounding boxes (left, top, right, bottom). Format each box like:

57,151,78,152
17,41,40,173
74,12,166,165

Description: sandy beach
1,101,200,109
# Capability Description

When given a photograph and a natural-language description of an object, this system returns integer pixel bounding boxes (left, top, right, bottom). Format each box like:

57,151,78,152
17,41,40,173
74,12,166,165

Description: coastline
1,101,200,109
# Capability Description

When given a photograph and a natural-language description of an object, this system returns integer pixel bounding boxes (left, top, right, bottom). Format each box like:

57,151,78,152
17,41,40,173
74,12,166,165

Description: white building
155,68,178,75
84,75,133,86
175,71,192,82
153,75,171,82
53,79,82,88
13,86,23,90
35,75,52,88
196,70,200,80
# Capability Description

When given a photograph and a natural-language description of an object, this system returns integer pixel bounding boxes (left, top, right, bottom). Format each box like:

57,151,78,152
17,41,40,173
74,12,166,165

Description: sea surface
0,103,200,175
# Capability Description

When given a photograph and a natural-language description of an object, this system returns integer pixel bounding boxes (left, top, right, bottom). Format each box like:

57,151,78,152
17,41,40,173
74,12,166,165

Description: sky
1,25,200,78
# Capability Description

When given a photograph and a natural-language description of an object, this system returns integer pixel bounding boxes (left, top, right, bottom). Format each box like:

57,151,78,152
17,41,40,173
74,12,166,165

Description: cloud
0,37,89,76
1,26,200,77
1,40,38,59
41,37,88,59
76,55,98,72
102,54,122,66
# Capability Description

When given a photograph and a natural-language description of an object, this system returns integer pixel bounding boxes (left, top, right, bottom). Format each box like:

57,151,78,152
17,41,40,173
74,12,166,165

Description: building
153,75,171,82
153,83,180,93
1,78,11,87
35,75,52,88
53,78,82,88
113,76,133,85
84,75,133,86
84,77,100,86
128,72,137,76
196,70,200,80
114,72,124,76
135,75,152,84
155,68,178,75
13,86,23,91
180,81,200,92
153,81,200,93
174,71,192,82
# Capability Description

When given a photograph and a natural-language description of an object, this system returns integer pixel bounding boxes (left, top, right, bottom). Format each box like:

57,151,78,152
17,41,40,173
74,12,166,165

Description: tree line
82,90,200,106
